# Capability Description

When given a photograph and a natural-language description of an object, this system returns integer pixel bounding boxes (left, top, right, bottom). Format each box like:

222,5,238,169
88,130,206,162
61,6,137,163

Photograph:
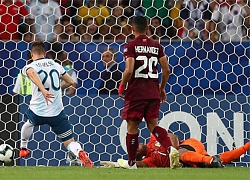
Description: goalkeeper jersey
22,58,66,117
142,134,170,167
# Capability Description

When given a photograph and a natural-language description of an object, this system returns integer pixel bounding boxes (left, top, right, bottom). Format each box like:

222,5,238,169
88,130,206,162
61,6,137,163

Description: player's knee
127,119,140,133
146,119,158,132
63,137,74,148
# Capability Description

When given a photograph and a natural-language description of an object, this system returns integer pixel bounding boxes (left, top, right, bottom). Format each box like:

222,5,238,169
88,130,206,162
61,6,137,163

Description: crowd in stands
0,0,249,42
6,0,250,96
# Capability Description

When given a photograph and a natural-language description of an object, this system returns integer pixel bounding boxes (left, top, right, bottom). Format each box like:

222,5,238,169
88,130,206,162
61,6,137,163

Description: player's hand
159,84,167,103
160,89,167,103
41,90,55,105
118,82,125,99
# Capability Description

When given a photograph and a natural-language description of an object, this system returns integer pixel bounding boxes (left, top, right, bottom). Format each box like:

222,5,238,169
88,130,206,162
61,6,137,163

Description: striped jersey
22,58,66,117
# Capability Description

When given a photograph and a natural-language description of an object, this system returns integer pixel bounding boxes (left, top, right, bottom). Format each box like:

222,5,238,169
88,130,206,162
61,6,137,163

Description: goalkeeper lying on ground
100,133,250,169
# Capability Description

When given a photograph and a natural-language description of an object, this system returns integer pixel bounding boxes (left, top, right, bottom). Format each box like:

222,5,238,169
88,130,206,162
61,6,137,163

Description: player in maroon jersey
118,16,179,169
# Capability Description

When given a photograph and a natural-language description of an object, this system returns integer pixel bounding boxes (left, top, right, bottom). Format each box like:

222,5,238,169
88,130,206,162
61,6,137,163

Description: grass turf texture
0,166,249,180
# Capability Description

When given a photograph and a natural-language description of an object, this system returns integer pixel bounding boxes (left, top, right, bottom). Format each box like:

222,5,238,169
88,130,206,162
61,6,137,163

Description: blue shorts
25,109,73,141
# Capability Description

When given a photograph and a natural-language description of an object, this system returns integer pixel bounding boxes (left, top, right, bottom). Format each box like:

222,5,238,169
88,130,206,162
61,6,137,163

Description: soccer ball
0,144,14,163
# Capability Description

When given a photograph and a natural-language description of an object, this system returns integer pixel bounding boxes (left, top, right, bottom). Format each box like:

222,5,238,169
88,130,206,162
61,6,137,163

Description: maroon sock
152,126,172,151
126,133,138,166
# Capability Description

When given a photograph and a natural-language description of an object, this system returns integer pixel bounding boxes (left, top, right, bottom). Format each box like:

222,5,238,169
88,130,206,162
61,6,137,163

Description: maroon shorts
121,99,160,122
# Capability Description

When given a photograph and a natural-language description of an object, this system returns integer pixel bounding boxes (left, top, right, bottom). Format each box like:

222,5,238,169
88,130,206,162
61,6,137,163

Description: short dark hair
132,16,148,33
31,41,46,54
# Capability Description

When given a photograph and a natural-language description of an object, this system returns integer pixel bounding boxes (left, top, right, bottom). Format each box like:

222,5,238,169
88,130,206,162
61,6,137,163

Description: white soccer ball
0,144,14,163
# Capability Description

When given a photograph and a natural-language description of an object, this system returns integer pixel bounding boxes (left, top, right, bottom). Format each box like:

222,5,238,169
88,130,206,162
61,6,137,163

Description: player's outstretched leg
19,121,34,158
220,141,250,165
169,146,181,169
180,151,214,167
180,150,223,168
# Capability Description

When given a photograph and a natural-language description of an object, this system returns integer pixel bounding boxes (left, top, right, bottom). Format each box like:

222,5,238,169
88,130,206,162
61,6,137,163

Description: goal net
0,0,249,167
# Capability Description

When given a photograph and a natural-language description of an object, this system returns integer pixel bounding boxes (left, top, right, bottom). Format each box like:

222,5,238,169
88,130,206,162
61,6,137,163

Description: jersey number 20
135,56,158,78
38,69,60,91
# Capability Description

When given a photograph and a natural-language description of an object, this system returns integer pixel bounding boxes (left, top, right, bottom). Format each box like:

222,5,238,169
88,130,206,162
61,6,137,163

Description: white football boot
169,146,181,169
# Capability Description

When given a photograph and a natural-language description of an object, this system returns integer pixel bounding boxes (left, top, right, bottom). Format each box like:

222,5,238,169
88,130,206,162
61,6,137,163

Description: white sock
20,121,34,148
67,141,82,158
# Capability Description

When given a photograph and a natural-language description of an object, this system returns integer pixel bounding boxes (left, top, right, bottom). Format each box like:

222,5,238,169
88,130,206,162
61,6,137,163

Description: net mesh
0,0,249,166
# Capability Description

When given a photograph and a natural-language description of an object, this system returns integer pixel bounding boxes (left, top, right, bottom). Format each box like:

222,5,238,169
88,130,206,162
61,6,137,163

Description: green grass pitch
0,166,249,180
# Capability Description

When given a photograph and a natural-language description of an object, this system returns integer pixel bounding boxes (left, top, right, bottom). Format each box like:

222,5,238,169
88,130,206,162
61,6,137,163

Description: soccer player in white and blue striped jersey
19,41,92,167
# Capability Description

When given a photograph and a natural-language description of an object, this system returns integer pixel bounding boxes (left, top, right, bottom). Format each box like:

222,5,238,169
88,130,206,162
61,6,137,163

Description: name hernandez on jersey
135,46,159,55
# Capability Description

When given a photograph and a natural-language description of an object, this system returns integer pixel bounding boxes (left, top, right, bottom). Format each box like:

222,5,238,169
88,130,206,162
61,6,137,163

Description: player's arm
26,68,54,104
136,143,147,160
121,57,134,85
66,83,77,95
60,73,75,89
159,56,170,87
65,71,77,95
26,68,47,91
118,57,135,98
135,161,149,167
158,56,170,102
